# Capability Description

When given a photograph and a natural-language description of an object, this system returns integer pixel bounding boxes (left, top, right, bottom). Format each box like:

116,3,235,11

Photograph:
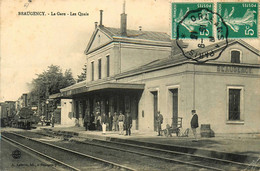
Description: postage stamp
172,2,229,63
217,2,258,38
172,3,214,39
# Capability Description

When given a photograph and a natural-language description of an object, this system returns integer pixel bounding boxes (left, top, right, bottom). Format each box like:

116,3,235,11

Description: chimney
120,1,127,36
99,10,103,27
95,22,98,29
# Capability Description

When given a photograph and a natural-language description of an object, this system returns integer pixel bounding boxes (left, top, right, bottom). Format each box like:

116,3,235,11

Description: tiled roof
101,27,171,42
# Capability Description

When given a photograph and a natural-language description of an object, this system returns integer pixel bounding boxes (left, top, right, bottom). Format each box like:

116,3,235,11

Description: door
151,91,158,131
170,89,178,127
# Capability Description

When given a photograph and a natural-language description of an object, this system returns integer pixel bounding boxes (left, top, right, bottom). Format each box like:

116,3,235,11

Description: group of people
84,111,132,136
84,109,199,140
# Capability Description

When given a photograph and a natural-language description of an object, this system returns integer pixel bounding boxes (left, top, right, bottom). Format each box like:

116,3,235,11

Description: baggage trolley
161,117,183,137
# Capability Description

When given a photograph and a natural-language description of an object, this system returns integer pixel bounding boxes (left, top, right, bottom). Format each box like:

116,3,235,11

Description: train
0,102,40,129
11,107,40,129
1,95,61,129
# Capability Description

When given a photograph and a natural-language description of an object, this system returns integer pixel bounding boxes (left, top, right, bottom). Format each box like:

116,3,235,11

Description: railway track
4,130,260,171
85,138,260,171
37,130,260,171
2,132,136,171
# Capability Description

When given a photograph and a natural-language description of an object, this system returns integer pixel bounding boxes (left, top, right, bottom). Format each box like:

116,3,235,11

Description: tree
29,65,75,102
77,64,87,83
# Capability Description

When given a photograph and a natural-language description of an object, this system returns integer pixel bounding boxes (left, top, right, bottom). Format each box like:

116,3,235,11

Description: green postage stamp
172,3,214,39
217,2,258,38
172,2,258,39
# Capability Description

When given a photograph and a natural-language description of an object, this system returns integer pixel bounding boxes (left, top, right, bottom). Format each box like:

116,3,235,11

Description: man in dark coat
156,111,163,136
124,112,132,136
51,113,55,128
108,112,113,131
83,112,90,131
190,110,199,141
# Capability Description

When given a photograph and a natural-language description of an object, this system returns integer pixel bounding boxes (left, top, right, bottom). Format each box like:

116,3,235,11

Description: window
98,58,101,79
106,55,110,77
229,89,240,120
231,50,240,63
91,61,94,81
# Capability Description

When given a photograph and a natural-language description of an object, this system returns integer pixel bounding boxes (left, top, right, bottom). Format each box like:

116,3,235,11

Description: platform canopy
59,82,145,98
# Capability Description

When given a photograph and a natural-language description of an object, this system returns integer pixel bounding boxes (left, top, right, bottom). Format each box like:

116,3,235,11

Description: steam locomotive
12,107,40,129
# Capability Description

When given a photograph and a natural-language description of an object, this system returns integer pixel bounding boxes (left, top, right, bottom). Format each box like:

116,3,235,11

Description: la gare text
17,11,89,16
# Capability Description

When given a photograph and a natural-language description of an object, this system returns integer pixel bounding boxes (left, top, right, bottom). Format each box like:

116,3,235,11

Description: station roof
58,82,144,98
101,27,171,42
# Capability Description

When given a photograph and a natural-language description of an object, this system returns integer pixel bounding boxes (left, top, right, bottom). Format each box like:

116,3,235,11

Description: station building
57,11,260,134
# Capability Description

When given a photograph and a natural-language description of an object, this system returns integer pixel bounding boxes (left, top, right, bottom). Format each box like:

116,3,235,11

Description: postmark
172,3,229,63
217,2,258,38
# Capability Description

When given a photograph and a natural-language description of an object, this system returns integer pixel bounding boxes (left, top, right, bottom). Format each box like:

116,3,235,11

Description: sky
0,0,259,101
0,0,170,101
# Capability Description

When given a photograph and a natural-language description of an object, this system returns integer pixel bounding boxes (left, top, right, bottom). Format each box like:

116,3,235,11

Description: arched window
231,50,240,63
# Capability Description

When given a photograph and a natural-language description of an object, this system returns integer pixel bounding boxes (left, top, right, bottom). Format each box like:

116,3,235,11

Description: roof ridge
103,26,169,35
100,26,116,36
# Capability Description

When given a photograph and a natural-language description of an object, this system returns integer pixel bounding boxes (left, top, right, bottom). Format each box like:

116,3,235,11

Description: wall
88,30,111,52
86,44,114,82
118,61,260,133
193,64,260,133
120,43,171,72
86,42,171,82
60,99,75,126
127,64,188,132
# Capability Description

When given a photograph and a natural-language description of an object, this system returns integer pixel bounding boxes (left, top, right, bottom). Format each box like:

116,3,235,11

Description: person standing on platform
40,115,44,126
190,110,199,142
96,112,102,131
83,113,89,131
124,112,132,136
51,113,55,128
101,113,108,134
118,111,125,135
113,112,118,131
156,111,163,136
108,112,113,131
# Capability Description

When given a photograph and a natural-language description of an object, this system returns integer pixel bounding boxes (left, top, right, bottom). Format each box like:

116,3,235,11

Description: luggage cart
162,117,183,137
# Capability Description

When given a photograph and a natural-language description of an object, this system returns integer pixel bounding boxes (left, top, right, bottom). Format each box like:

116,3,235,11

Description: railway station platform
31,125,260,160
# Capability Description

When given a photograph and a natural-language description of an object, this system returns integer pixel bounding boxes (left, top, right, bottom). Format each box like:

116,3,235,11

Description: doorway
151,91,158,131
170,89,178,127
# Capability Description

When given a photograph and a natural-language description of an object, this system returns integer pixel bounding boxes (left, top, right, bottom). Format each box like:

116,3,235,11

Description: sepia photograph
0,0,259,170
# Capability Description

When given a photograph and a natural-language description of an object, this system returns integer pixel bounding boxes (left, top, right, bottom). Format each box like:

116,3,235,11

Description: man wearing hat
190,110,199,141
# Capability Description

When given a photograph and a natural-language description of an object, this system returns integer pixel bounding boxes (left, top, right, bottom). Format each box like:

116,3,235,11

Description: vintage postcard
1,0,259,170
